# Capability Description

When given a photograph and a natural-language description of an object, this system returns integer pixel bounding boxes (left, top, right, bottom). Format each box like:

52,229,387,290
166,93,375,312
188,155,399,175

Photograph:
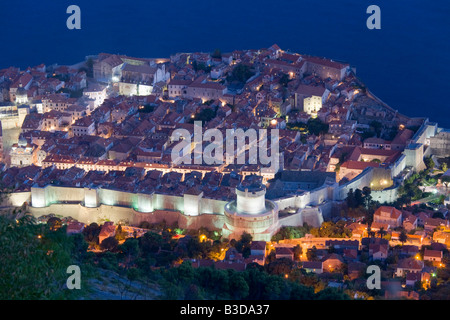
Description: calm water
0,0,449,127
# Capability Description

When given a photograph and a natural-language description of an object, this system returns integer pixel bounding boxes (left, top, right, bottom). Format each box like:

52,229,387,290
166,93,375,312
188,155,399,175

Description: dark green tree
425,157,435,170
139,231,163,254
47,217,62,231
377,227,387,239
306,246,319,261
228,64,254,83
289,283,315,300
120,238,140,265
399,229,408,245
82,222,101,244
306,118,329,136
293,244,303,261
0,215,80,299
369,120,382,137
354,189,363,207
279,73,290,87
315,287,350,300
265,258,294,275
229,272,249,299
184,284,203,300
347,189,356,208
100,236,119,251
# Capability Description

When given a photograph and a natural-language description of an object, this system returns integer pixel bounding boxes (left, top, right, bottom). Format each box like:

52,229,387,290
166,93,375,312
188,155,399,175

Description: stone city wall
337,167,374,200
0,191,31,207
371,184,399,204
27,203,224,232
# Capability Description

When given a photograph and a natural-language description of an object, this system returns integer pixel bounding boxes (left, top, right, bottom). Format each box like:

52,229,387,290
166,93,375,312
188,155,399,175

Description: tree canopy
310,221,352,238
227,64,254,83
158,260,347,300
0,215,88,299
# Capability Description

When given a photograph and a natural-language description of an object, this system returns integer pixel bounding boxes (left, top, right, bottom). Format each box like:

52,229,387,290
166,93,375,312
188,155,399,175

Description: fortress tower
222,175,279,241
404,143,426,172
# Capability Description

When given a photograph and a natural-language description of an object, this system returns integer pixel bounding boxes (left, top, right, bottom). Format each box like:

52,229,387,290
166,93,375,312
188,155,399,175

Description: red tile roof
375,206,402,219
340,160,380,170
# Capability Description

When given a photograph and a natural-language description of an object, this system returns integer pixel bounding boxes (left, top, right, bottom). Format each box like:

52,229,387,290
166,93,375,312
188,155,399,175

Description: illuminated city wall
177,212,224,231
137,193,153,213
0,191,31,207
30,186,85,207
371,184,399,204
17,179,334,239
31,187,47,207
337,167,374,200
152,193,184,212
183,193,202,216
28,203,225,233
98,188,138,208
308,184,335,206
275,192,311,211
389,154,406,178
84,187,99,208
198,197,227,215
412,120,438,146
404,144,426,172
299,207,324,227
29,185,227,216
338,166,402,204
369,167,394,191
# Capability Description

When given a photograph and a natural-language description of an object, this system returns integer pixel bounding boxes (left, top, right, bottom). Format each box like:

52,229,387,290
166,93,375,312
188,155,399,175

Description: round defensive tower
235,180,266,214
223,175,279,241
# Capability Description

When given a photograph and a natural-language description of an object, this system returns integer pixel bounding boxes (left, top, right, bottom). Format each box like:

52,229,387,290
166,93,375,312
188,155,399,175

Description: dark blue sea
1,0,449,127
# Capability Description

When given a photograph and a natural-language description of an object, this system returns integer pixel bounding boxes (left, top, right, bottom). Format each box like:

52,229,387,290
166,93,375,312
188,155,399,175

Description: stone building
93,54,124,82
430,129,450,157
294,84,329,114
10,137,35,167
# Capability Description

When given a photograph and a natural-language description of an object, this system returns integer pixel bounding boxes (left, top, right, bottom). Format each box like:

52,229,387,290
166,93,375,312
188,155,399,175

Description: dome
18,136,27,147
16,86,27,96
